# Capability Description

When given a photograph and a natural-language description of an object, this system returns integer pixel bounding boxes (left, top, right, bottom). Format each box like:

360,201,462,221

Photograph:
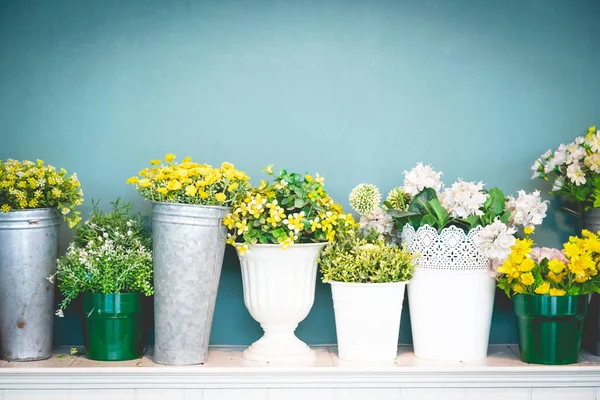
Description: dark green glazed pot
82,293,144,361
513,294,588,365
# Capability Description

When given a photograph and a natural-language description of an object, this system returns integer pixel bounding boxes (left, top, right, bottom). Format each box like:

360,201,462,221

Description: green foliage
55,199,153,311
319,229,415,284
388,187,508,232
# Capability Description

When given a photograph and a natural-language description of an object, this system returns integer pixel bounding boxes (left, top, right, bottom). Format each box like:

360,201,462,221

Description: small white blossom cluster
402,162,443,196
440,180,487,218
358,207,397,245
475,219,517,261
505,190,548,229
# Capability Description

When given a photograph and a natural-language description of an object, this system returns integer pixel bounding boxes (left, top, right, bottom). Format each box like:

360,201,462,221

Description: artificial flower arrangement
53,199,153,314
532,125,600,210
127,153,250,206
0,158,83,227
224,165,357,254
349,163,548,267
497,229,600,297
319,227,415,284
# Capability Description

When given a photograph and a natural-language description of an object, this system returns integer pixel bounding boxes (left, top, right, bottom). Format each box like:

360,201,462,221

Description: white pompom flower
475,219,517,261
349,184,381,216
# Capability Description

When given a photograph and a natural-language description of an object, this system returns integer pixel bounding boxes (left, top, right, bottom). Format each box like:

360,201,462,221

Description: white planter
330,281,408,362
401,224,496,361
237,243,326,365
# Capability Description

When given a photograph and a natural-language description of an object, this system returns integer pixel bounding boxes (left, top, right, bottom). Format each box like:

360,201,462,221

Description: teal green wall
1,0,599,346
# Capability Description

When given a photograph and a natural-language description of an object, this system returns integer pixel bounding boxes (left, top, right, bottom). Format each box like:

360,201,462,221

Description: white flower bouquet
532,125,600,210
349,163,548,270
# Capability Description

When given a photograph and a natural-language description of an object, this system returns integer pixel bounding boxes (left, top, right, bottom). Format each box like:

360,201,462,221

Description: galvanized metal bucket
0,208,60,361
151,202,230,365
582,208,600,355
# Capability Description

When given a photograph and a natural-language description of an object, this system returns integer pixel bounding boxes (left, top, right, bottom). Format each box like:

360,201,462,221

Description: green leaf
387,209,419,218
484,188,506,216
420,214,438,228
428,198,449,227
294,197,305,208
408,188,438,215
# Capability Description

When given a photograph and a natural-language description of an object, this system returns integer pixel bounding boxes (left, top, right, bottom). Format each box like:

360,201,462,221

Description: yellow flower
167,180,182,191
519,272,535,286
549,288,566,296
228,183,239,191
165,153,176,163
215,192,227,202
223,215,235,229
305,174,313,182
547,259,565,274
534,281,550,295
524,226,535,235
185,185,197,197
126,177,139,185
150,159,161,166
139,178,152,188
513,284,527,294
0,204,10,213
182,156,191,164
157,187,168,195
262,164,274,175
517,258,535,272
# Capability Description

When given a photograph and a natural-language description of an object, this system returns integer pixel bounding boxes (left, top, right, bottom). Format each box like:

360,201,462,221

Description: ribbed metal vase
582,208,600,355
0,208,60,361
151,202,230,365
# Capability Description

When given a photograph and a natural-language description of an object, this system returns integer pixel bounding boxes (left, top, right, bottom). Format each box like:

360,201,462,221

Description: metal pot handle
562,206,581,218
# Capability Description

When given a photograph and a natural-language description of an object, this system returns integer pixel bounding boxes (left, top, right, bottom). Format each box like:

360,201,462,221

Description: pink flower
530,247,567,264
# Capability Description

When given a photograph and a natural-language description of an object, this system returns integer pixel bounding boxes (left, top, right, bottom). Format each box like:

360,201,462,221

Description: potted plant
531,124,600,354
53,199,152,361
496,230,599,364
224,166,356,364
350,163,548,361
0,159,83,361
128,154,250,365
319,228,415,362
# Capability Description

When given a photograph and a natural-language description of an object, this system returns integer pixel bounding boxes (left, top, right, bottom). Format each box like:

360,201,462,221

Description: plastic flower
403,163,443,196
566,163,586,185
475,219,517,261
549,288,566,296
349,184,381,216
385,187,411,211
505,190,548,229
439,180,487,218
358,207,395,243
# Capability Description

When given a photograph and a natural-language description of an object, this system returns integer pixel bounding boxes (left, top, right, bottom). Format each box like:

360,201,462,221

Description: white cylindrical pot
237,243,326,365
402,224,496,361
330,281,408,362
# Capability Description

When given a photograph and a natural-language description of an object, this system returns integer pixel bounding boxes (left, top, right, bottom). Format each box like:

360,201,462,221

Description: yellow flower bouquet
0,159,83,227
127,154,250,206
224,166,357,254
497,229,600,297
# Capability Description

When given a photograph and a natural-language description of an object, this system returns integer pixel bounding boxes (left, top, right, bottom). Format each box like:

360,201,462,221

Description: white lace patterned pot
236,243,326,365
401,224,495,361
330,281,408,362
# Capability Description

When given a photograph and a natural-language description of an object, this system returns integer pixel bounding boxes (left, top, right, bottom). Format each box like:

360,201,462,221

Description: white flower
585,154,600,172
103,232,108,238
553,144,567,166
566,146,586,165
566,163,586,186
127,230,133,236
358,207,395,243
403,163,443,196
475,220,517,261
587,132,600,153
440,180,487,218
530,159,542,179
575,136,585,145
551,176,565,192
541,149,552,159
543,158,557,174
55,309,64,318
505,190,548,229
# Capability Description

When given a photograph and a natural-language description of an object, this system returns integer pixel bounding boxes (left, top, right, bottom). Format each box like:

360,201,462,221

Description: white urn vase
401,224,496,361
237,243,326,365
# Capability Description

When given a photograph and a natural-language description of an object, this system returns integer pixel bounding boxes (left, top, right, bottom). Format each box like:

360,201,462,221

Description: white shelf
0,345,599,399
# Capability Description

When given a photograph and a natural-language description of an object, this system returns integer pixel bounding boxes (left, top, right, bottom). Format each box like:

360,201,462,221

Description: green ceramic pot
82,293,144,361
513,294,587,365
